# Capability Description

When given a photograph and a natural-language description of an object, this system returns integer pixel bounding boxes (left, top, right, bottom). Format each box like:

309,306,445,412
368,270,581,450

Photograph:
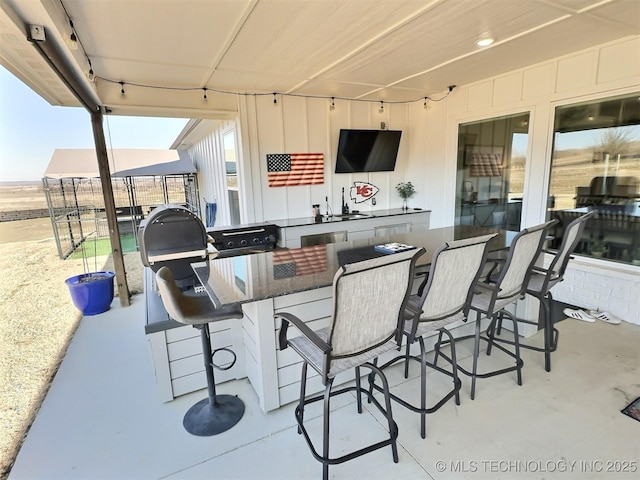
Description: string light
60,2,459,109
87,58,94,82
69,32,78,50
60,2,94,85
67,18,78,50
93,75,456,106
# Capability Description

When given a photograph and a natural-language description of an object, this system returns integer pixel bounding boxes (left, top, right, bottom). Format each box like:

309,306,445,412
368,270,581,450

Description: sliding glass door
456,112,530,230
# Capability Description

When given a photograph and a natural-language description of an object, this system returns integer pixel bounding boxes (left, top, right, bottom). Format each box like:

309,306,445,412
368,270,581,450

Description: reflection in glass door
456,112,530,231
223,130,241,225
547,92,640,264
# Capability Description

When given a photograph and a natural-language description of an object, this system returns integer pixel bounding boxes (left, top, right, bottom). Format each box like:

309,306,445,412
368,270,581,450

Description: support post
91,111,130,306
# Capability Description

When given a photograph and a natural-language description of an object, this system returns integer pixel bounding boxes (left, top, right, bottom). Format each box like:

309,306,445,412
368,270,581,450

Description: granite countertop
270,207,431,228
193,225,506,309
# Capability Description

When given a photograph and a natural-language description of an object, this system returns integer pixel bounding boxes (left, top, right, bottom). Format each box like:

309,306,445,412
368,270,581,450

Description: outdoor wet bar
191,224,508,412
143,208,432,404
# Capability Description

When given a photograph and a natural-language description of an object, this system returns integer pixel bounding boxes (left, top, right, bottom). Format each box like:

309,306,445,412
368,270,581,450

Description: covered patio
9,296,639,479
1,1,639,478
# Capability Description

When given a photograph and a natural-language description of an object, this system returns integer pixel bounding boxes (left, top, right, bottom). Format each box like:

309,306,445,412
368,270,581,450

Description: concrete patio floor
8,294,640,479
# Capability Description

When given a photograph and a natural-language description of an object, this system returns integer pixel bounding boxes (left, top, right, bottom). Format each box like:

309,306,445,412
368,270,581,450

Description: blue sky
0,66,188,182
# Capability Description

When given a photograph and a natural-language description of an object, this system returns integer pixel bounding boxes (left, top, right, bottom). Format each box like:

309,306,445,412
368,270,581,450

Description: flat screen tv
335,129,402,173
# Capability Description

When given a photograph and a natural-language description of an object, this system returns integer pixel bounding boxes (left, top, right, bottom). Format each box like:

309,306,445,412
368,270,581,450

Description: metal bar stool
491,210,596,371
368,233,497,438
155,266,244,436
437,220,556,399
277,248,424,480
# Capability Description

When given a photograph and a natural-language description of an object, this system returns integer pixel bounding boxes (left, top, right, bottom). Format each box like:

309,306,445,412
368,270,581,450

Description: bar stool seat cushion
174,295,242,325
155,266,243,325
288,327,398,379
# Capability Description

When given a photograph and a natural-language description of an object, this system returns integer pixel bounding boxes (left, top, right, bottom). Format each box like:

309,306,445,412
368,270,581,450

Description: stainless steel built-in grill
207,222,279,257
138,204,208,288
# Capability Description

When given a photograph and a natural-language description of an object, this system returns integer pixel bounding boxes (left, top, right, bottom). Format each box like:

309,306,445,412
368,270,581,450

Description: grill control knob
226,241,235,249
240,239,248,247
252,237,261,245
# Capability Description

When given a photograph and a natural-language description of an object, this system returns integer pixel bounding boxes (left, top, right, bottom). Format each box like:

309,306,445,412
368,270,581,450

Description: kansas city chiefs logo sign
349,181,379,204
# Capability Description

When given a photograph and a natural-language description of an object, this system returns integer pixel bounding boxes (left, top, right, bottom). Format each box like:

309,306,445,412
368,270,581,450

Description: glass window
223,130,237,188
456,112,530,230
547,92,640,264
222,130,241,225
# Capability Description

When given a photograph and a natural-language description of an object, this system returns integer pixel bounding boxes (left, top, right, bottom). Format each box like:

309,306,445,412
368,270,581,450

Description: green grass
69,234,138,259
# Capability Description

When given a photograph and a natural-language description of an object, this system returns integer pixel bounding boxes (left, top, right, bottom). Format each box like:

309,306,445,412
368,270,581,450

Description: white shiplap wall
186,119,237,227
234,36,639,323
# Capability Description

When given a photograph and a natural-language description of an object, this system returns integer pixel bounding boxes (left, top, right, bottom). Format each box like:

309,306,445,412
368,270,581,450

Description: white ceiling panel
540,0,613,13
70,0,254,84
396,11,638,92
583,1,640,32
94,57,211,88
71,0,251,64
208,67,309,94
215,0,436,76
1,0,637,116
319,0,577,86
293,78,426,102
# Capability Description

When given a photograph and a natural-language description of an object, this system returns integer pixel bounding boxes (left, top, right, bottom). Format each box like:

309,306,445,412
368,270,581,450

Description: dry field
0,184,143,479
0,182,48,212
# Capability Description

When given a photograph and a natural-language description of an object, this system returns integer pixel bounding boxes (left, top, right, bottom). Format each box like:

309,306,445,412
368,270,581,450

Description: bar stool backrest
418,233,498,322
328,248,424,360
488,220,557,313
547,210,596,282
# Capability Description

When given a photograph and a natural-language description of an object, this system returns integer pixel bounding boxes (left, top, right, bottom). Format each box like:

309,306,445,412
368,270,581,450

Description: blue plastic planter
65,271,116,316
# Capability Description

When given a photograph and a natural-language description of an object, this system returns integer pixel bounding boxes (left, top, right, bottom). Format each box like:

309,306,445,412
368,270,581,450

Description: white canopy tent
44,149,196,179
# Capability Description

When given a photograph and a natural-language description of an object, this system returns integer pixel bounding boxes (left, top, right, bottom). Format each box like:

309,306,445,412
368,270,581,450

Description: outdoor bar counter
192,225,509,412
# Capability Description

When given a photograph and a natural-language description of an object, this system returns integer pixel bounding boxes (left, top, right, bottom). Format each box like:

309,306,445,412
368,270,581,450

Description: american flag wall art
272,245,328,279
266,153,324,187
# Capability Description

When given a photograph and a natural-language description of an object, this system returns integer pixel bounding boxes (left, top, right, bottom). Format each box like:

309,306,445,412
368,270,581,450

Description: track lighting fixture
120,82,125,95
273,93,277,104
475,37,494,47
330,97,335,111
379,101,384,113
203,88,207,100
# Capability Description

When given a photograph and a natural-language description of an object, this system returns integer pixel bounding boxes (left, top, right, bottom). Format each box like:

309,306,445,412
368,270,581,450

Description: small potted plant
65,234,116,316
590,240,607,258
396,182,416,210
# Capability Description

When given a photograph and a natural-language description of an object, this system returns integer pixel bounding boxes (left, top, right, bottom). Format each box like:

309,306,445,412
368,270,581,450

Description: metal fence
43,174,199,259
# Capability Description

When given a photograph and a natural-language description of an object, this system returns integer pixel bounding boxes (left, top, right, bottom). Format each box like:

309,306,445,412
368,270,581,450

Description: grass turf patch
69,234,137,259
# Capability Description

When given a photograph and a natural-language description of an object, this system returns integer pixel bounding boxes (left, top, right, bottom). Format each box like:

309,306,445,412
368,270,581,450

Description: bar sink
331,213,370,219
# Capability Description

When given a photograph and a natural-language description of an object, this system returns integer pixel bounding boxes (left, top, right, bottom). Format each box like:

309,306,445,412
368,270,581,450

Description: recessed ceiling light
476,37,494,47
